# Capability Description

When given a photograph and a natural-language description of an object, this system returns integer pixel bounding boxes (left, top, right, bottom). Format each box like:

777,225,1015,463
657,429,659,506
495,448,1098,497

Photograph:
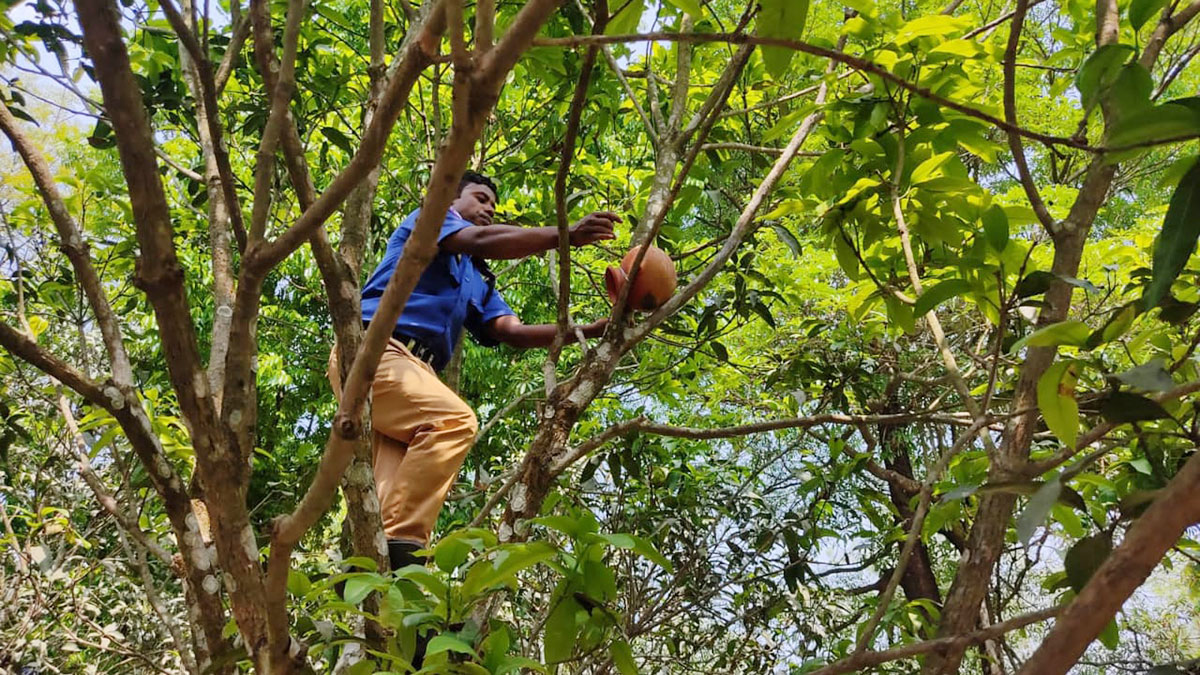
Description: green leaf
605,0,644,35
982,205,1008,252
1156,295,1200,324
840,0,877,17
1099,617,1120,649
544,595,581,664
1099,392,1171,423
341,556,380,572
758,0,810,78
1110,63,1153,117
320,126,355,155
894,15,968,43
343,576,373,605
434,537,472,573
1014,270,1055,298
461,542,556,598
1076,44,1134,111
1008,320,1091,354
662,0,702,18
1037,360,1078,449
287,569,311,596
611,639,638,675
1087,304,1138,348
394,566,448,597
833,231,861,280
1016,479,1062,547
533,515,583,537
426,634,476,656
597,533,673,571
1064,533,1112,592
913,279,971,317
1113,359,1175,392
1107,103,1200,150
1144,160,1200,310
771,224,803,257
927,38,984,59
1129,0,1170,31
1147,666,1188,675
909,151,955,185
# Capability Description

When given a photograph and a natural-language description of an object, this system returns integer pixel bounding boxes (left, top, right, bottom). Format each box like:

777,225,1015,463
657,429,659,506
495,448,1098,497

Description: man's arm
485,315,608,348
441,212,618,259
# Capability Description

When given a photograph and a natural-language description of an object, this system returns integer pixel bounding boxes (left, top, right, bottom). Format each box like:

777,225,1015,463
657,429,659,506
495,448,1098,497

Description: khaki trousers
328,339,478,546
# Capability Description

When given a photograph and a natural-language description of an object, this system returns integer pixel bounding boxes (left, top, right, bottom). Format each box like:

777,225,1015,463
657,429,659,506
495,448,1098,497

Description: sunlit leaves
1144,160,1200,310
1037,360,1079,449
757,0,810,78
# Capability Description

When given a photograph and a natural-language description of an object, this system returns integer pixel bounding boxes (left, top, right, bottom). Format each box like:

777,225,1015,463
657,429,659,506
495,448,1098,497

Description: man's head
452,171,498,227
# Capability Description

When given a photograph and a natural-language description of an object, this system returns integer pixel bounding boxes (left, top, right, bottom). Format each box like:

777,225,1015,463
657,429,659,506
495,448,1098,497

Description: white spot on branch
202,575,220,594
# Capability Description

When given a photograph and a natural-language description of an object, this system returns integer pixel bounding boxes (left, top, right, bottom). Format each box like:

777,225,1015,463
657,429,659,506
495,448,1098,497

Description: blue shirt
361,208,515,371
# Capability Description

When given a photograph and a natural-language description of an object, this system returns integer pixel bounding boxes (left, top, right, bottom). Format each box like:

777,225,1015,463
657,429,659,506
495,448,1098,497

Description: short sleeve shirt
360,208,515,371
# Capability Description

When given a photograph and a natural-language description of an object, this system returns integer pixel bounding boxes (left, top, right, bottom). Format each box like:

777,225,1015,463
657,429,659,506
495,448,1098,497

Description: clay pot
605,245,677,311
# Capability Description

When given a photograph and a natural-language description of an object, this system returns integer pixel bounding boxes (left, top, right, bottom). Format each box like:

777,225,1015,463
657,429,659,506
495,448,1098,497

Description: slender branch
56,390,174,568
247,0,306,243
1003,0,1056,231
114,527,198,675
155,147,205,181
159,0,249,251
632,411,975,440
533,32,1100,152
666,14,695,135
890,121,995,452
251,0,445,271
854,418,991,653
700,142,820,156
547,3,607,381
214,12,251,94
550,417,647,477
475,0,494,51
628,65,829,343
807,607,1060,675
1140,0,1200,67
0,98,134,386
600,44,658,146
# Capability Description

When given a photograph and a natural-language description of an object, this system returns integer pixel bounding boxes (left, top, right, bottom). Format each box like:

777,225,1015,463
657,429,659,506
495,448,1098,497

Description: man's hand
569,212,619,247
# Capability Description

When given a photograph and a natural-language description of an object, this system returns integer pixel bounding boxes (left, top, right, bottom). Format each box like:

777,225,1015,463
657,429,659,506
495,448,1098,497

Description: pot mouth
605,266,625,304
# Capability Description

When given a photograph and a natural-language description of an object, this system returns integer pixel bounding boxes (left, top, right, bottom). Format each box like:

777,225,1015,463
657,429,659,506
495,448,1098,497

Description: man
339,171,618,571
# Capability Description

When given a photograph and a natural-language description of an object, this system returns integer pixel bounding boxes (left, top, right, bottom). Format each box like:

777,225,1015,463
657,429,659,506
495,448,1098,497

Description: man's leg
371,339,478,552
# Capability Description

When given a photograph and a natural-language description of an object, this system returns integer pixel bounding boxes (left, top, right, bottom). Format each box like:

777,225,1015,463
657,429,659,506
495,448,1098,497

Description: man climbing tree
336,170,619,571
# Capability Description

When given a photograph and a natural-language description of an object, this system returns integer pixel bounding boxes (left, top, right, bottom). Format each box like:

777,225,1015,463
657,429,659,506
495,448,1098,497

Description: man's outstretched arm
485,315,608,348
442,212,618,259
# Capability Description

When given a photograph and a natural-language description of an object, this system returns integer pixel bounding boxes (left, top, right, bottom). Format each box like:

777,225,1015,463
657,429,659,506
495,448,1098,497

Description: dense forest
2,0,1200,672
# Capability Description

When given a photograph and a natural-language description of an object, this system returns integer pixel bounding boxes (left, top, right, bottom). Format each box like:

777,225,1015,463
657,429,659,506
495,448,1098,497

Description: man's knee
452,405,479,443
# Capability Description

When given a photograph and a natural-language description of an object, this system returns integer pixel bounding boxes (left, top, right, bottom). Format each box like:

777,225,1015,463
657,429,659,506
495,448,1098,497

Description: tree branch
159,0,249,251
246,0,306,244
1003,0,1056,231
1017,444,1200,674
807,607,1060,675
600,44,658,146
214,11,251,94
533,32,1101,152
628,65,828,343
0,98,134,386
250,0,445,271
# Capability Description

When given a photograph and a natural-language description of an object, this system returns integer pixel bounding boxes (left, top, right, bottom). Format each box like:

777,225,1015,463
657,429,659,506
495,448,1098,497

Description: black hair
459,170,499,198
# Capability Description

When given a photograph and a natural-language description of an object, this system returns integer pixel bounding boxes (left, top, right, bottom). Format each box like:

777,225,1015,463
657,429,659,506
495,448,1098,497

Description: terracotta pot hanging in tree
605,245,678,311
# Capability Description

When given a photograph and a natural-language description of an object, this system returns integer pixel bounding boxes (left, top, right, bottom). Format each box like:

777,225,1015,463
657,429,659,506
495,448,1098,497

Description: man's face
452,182,497,227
